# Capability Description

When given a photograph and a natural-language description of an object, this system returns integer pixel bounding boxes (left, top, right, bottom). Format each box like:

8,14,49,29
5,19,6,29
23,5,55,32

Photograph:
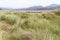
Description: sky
0,0,60,8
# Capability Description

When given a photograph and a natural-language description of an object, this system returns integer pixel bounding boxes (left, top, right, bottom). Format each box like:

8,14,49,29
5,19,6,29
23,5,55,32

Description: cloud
0,0,60,8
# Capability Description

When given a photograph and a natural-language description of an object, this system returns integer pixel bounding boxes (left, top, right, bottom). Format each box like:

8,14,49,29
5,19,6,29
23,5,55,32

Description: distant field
0,10,53,12
0,10,60,40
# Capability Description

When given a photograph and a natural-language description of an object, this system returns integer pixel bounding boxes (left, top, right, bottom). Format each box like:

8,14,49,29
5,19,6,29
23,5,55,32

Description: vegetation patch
0,10,60,40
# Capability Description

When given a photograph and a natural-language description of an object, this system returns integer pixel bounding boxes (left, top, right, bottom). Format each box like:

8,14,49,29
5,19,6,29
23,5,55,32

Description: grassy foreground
0,10,60,40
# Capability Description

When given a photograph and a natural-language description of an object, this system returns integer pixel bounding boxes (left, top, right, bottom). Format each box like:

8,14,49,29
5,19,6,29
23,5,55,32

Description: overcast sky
0,0,60,8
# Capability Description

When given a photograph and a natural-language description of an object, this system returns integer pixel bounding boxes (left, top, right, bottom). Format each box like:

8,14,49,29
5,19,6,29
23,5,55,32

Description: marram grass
0,10,60,40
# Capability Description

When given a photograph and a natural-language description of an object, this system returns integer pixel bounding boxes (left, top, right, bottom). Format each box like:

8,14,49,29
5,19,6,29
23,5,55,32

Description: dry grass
0,10,60,40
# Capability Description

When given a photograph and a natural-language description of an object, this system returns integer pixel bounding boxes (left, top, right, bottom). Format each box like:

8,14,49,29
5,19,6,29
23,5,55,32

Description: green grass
0,10,60,40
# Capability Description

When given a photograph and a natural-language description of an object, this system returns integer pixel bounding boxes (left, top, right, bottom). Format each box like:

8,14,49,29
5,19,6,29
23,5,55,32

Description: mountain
15,6,43,10
0,7,15,10
25,6,43,10
0,4,60,10
23,4,60,10
43,4,60,10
